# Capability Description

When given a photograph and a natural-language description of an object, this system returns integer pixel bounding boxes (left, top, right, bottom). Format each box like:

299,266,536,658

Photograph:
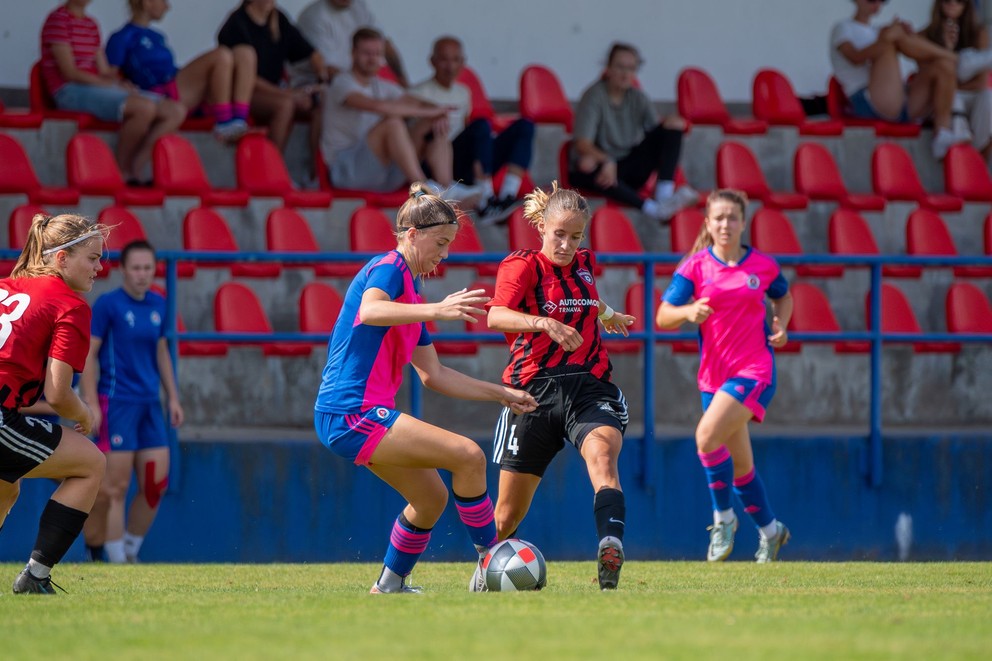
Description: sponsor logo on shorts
577,268,594,285
745,274,761,290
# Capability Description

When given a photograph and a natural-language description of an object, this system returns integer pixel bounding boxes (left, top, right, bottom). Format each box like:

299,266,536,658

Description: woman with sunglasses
829,0,968,159
313,182,537,594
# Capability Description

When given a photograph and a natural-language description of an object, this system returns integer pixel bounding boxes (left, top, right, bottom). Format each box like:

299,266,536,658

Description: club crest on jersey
745,274,761,290
150,311,162,326
375,407,389,419
576,268,594,285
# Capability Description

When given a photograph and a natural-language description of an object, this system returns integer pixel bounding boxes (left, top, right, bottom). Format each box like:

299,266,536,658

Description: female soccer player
486,181,635,590
313,182,537,594
657,189,793,563
80,240,184,564
0,212,108,594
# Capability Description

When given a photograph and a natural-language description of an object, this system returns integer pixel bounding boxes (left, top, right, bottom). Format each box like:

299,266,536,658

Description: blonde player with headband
0,213,109,594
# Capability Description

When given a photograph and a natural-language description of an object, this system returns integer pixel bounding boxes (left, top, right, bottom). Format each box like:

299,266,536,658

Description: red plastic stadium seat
507,207,541,252
906,208,992,277
235,134,332,208
589,206,649,275
677,67,767,135
299,281,344,343
458,65,517,132
826,76,922,137
945,282,992,333
266,207,353,277
828,208,920,278
871,143,962,212
986,212,992,258
867,283,958,353
427,319,478,355
351,206,397,254
0,134,80,204
751,69,843,136
183,206,280,278
2,204,48,275
176,313,228,357
787,282,862,353
0,99,43,129
669,208,705,255
214,282,310,357
624,282,697,354
793,143,885,211
943,143,992,202
750,208,841,277
716,142,808,209
448,217,499,277
557,140,598,199
153,135,249,206
313,154,407,207
519,65,573,131
67,134,165,206
29,61,118,130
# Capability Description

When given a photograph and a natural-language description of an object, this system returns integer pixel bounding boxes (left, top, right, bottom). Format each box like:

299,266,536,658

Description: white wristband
598,304,615,321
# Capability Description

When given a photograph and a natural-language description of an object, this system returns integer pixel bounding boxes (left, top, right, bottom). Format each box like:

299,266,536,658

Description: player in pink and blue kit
658,189,794,563
314,182,537,593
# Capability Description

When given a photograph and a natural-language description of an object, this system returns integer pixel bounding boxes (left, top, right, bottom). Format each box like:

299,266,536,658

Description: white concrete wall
1,0,934,102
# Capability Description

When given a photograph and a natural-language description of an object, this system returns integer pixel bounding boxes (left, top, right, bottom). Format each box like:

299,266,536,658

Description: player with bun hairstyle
486,181,635,590
0,213,109,594
314,182,537,594
657,189,793,563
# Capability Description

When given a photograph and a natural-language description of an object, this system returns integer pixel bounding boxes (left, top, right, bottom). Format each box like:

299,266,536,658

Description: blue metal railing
8,248,990,489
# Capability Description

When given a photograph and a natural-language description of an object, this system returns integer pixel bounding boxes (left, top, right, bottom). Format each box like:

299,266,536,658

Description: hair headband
42,230,103,256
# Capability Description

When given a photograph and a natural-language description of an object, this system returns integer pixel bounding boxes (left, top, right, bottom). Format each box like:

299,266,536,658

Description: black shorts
492,369,628,477
0,407,63,483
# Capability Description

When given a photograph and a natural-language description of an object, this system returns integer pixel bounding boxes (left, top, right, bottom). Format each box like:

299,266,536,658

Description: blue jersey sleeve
766,272,789,299
365,258,405,300
662,273,695,306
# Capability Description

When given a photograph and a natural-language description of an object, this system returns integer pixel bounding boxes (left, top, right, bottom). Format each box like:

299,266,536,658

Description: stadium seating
943,143,992,202
716,141,808,209
828,208,920,278
298,281,344,343
97,205,181,278
0,134,80,204
313,153,407,207
623,282,698,354
458,65,517,132
448,217,499,277
507,207,541,251
519,65,573,131
871,143,962,212
350,206,397,254
751,69,843,136
750,208,841,277
214,282,311,357
153,135,249,206
669,208,705,255
265,206,354,277
0,98,42,129
677,67,767,134
235,134,332,208
793,143,885,210
66,134,165,206
148,283,228,357
787,282,863,353
462,279,502,343
588,206,653,275
826,76,922,137
29,61,118,130
183,206,281,278
868,283,958,353
945,282,992,334
905,208,992,277
2,204,47,275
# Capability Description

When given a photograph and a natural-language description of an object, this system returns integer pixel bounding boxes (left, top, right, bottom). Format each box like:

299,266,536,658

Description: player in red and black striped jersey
486,182,635,590
0,212,108,595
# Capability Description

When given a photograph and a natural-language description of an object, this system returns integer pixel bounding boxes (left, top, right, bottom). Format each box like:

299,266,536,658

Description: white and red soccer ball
482,538,547,591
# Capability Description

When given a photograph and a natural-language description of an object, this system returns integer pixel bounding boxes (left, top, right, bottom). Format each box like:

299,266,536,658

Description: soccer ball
483,538,547,591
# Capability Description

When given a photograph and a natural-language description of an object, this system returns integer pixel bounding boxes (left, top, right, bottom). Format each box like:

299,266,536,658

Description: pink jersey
663,247,789,393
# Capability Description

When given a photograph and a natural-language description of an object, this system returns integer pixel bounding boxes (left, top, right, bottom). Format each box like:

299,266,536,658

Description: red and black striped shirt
488,248,612,388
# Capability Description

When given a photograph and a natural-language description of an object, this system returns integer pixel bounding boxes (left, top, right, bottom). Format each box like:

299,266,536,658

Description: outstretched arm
359,287,490,326
656,297,712,329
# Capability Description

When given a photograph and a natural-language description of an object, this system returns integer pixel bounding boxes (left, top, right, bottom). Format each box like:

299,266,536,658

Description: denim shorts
53,82,162,123
847,87,911,123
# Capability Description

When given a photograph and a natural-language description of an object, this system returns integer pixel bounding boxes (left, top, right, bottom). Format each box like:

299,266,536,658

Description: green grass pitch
1,561,989,660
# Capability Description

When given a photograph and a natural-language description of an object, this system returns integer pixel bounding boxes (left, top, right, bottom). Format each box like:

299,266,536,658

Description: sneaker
957,48,992,82
754,521,791,563
932,127,969,160
468,557,489,592
706,516,739,562
443,181,485,208
477,195,522,226
369,578,423,594
654,186,701,222
597,536,624,590
213,118,248,143
12,568,62,595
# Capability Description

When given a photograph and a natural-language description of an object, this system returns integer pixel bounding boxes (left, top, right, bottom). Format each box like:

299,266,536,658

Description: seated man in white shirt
411,36,534,224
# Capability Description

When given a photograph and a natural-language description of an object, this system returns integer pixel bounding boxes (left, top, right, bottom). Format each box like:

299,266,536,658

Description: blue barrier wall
2,433,989,563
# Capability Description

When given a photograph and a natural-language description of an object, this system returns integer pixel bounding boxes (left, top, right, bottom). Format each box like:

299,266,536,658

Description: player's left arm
597,300,635,337
156,337,184,428
410,345,537,414
768,291,794,348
